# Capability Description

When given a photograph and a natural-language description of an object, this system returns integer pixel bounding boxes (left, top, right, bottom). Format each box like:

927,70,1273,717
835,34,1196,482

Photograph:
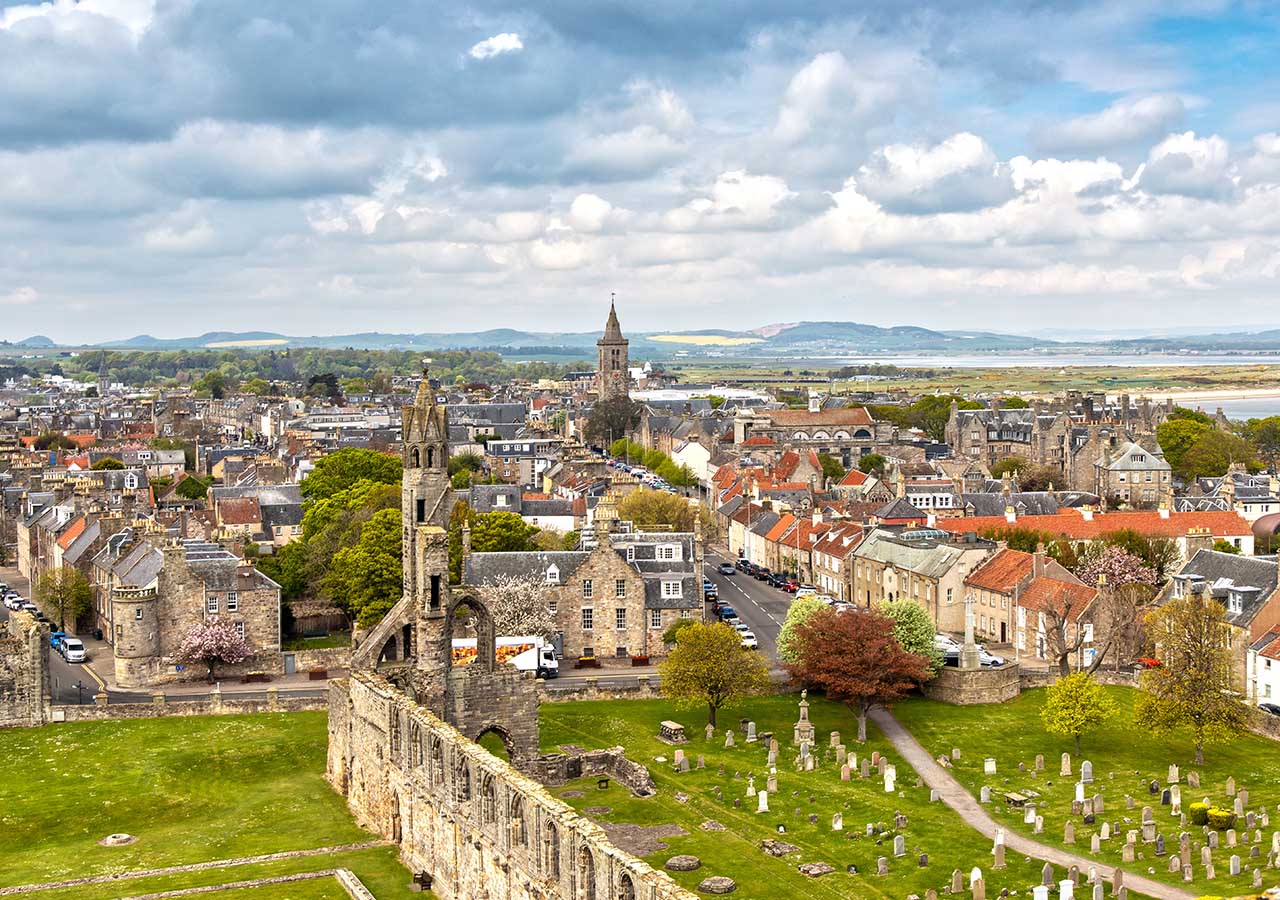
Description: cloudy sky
1,0,1278,342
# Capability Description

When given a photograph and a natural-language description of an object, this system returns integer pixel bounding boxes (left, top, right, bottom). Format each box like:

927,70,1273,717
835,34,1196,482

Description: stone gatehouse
328,670,694,900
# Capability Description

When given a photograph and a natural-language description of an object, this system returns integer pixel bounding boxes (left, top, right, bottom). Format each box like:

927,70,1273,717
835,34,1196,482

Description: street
701,547,790,662
0,568,104,704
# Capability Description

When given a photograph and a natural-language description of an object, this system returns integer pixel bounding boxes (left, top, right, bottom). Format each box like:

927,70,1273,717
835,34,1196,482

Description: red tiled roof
937,510,1252,540
839,469,869,487
1018,577,1097,620
522,492,550,500
56,517,86,551
773,450,800,480
1258,631,1280,661
765,514,797,543
217,497,261,525
742,435,776,447
965,548,1034,593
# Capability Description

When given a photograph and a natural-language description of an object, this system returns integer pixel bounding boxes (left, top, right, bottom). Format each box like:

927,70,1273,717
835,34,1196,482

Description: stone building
1092,440,1172,507
0,610,49,728
596,300,630,401
89,533,282,688
962,548,1097,657
463,523,702,662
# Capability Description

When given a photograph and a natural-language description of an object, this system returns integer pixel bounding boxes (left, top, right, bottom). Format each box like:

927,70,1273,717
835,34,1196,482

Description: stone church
596,299,630,400
328,364,696,900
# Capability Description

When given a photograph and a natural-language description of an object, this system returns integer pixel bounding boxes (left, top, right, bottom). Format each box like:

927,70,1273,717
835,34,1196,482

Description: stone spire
603,299,624,342
414,358,434,409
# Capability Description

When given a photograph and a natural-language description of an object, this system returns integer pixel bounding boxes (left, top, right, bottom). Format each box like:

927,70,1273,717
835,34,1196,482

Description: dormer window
1227,593,1243,614
657,544,681,562
545,565,559,585
496,494,508,507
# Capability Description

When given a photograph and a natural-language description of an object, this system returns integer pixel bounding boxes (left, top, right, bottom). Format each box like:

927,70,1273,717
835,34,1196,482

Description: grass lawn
894,687,1280,896
541,695,1049,900
0,713,415,898
282,632,352,651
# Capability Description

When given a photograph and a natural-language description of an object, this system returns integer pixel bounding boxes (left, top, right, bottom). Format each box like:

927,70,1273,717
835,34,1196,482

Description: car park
717,562,735,576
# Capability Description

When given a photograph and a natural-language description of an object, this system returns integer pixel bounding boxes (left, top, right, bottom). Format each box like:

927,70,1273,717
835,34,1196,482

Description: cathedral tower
596,297,630,400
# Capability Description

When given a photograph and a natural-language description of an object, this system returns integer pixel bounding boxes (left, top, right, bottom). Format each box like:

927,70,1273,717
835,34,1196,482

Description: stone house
851,527,996,631
963,548,1097,659
89,533,282,687
1247,630,1280,705
810,522,865,600
1093,440,1172,506
463,525,701,663
1162,549,1280,689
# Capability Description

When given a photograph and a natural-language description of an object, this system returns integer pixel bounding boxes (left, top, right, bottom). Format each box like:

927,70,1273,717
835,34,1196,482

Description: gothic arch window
480,774,497,826
510,794,527,848
430,739,445,788
427,446,435,468
619,873,636,900
545,821,561,879
578,846,596,900
454,757,471,804
409,724,423,768
410,447,420,468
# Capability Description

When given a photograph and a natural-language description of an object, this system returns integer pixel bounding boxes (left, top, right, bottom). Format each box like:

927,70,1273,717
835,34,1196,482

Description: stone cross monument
961,592,981,670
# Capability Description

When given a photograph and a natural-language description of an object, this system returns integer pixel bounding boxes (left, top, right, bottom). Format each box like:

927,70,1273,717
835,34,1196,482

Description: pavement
869,706,1196,900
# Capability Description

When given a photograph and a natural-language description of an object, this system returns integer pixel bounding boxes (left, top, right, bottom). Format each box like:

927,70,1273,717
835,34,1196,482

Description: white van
61,638,87,663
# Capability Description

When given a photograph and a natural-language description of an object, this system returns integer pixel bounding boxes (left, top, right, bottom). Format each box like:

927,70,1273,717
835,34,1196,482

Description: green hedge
1188,802,1210,826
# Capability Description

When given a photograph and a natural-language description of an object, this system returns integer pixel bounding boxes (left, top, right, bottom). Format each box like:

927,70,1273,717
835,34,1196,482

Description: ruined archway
443,594,496,673
475,724,516,762
577,846,596,900
618,872,636,900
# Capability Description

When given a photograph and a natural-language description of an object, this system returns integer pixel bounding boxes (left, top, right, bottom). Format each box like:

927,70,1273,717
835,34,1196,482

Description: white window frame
657,544,681,561
206,595,218,615
582,579,593,600
661,580,682,599
615,578,626,599
615,608,626,630
227,591,239,612
649,609,662,629
234,621,245,638
581,608,594,631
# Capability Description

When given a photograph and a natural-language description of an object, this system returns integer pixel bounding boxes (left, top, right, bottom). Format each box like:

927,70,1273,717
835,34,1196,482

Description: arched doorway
475,725,516,762
444,596,496,673
578,847,596,900
618,872,636,900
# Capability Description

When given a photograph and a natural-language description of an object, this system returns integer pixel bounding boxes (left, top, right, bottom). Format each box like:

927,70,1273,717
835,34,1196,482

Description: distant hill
8,335,56,348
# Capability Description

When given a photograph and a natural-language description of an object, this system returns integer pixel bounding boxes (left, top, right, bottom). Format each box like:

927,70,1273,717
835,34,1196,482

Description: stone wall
49,691,326,722
1017,668,1140,690
287,646,351,673
533,747,657,797
921,664,1023,705
328,670,697,900
0,611,49,728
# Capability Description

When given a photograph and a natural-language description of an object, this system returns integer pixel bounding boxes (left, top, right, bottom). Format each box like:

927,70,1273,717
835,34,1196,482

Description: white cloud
1034,94,1189,153
469,32,523,60
1138,131,1236,199
857,133,1017,214
567,193,614,232
0,0,154,35
564,125,685,180
666,170,796,230
2,285,38,305
772,50,913,145
528,238,592,270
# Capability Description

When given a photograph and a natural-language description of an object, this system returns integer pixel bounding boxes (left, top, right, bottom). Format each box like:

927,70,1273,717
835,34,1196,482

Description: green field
0,712,413,897
893,687,1280,896
540,694,1050,900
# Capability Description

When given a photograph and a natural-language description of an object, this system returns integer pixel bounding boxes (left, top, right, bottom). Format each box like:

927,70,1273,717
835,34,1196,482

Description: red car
782,579,799,593
1137,657,1162,669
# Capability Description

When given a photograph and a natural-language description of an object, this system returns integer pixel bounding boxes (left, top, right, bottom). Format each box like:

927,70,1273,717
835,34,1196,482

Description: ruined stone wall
50,692,326,722
0,611,50,728
920,664,1022,705
328,671,697,900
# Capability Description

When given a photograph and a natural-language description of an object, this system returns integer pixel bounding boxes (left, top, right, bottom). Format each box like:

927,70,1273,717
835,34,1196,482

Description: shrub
1206,807,1236,831
1188,802,1210,826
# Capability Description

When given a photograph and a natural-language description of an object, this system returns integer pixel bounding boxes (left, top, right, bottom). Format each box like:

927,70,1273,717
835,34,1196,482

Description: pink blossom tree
175,618,251,682
1076,545,1158,589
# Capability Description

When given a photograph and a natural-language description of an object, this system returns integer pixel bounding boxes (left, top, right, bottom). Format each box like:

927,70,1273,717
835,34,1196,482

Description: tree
785,607,932,741
990,457,1029,479
174,618,252,682
1040,673,1117,754
1076,545,1158,589
658,622,771,726
1157,418,1212,474
1212,538,1241,555
1134,595,1254,764
661,618,697,646
90,457,125,470
617,489,697,531
1000,397,1030,409
33,431,76,451
448,451,484,477
175,474,212,500
857,453,886,475
1178,430,1258,479
1016,464,1064,492
1244,416,1280,469
323,507,403,625
254,542,307,600
776,594,828,663
817,453,845,484
193,370,228,399
584,397,643,444
1096,531,1178,582
471,511,540,553
300,448,401,502
34,568,92,631
879,599,943,673
242,377,272,396
476,573,557,638
913,395,980,443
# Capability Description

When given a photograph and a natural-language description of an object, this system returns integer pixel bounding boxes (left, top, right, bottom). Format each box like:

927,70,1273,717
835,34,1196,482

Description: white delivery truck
451,635,559,678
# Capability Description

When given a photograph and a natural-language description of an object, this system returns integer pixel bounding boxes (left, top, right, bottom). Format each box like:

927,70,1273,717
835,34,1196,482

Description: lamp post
72,680,86,705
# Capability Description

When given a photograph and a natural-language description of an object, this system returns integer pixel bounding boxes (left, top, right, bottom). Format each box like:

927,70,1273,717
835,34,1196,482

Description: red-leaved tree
785,608,932,742
175,618,252,682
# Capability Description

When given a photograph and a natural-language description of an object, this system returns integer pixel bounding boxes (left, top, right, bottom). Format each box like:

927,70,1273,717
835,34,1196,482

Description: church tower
97,354,110,400
401,362,452,652
596,297,630,400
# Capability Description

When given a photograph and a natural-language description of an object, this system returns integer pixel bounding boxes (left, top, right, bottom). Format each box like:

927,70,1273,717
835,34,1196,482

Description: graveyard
893,686,1280,897
0,712,415,899
541,693,1072,900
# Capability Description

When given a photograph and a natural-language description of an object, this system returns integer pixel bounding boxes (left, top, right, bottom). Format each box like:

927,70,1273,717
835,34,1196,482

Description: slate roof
853,529,973,579
261,502,303,528
210,485,303,506
1168,549,1279,628
874,498,928,521
464,551,591,586
963,492,1061,517
62,519,101,566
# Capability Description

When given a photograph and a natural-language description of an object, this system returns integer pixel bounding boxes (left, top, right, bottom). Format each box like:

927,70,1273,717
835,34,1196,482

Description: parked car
753,566,772,581
767,573,789,589
781,579,799,593
717,605,737,621
703,581,718,600
979,648,1006,667
1259,702,1280,717
735,558,749,571
795,585,817,598
934,634,962,653
740,632,759,650
19,601,38,615
717,562,736,576
60,638,86,663
3,595,24,611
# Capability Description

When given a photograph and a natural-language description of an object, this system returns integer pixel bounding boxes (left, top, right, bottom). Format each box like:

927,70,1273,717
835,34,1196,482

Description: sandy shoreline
1135,386,1280,404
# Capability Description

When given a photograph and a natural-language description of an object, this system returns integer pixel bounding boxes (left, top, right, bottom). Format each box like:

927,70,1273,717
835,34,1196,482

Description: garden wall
923,664,1023,705
1018,669,1140,690
49,691,326,722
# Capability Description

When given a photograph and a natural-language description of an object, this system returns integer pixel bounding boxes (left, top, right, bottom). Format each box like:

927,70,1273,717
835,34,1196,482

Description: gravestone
1201,846,1212,866
1207,831,1219,850
952,747,961,760
1227,828,1237,848
1076,783,1086,803
1141,806,1154,824
679,756,691,773
1126,795,1134,810
767,774,777,794
830,731,841,748
885,771,896,793
873,751,881,766
1058,879,1074,900
920,854,929,868
971,869,986,900
1168,857,1181,874
1093,885,1104,900
705,723,715,741
1240,788,1250,808
861,758,871,778
930,789,940,803
832,813,843,831
877,857,889,876
1235,797,1245,817
840,765,850,782
1033,888,1049,900
746,776,755,797
804,755,815,773
808,813,817,825
1025,804,1038,825
659,721,688,743
1035,817,1044,834
1093,794,1104,814
757,790,769,813
1254,869,1264,889
993,844,1005,869
1036,754,1045,771
980,786,991,804
767,749,777,767
952,869,965,893
1064,823,1075,844
1148,780,1159,795
1121,843,1135,862
1081,760,1093,783
1225,776,1236,796
1100,823,1111,840
1161,789,1171,806
1061,752,1072,776
1230,854,1241,876
696,754,705,770
1042,863,1054,886
1182,865,1193,882
1090,835,1101,854
985,758,997,775
836,746,846,764
1187,770,1200,788
724,731,735,748
1155,834,1166,856
1110,869,1124,897
746,721,757,743
1205,863,1215,880
895,835,906,858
